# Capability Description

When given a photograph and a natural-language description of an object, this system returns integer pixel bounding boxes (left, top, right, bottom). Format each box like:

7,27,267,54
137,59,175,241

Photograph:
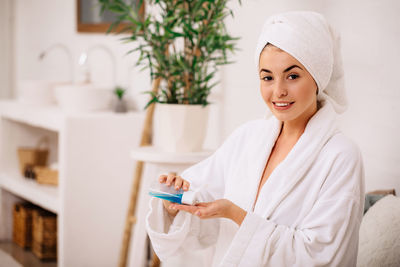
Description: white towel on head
255,11,347,113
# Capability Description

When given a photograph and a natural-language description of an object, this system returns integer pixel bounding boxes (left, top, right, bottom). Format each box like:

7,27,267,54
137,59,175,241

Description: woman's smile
273,101,295,110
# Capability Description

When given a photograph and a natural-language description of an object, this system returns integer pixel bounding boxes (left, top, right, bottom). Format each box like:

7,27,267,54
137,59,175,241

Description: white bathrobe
146,102,365,267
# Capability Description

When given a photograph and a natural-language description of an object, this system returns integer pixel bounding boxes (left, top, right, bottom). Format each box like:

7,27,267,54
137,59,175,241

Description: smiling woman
146,11,365,267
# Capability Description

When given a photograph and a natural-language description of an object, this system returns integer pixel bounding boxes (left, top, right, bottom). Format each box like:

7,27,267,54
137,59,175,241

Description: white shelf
0,100,145,132
130,146,213,164
0,172,59,213
0,100,64,132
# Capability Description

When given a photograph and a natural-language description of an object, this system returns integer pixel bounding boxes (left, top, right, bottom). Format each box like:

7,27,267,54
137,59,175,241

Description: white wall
13,0,151,109
12,1,400,195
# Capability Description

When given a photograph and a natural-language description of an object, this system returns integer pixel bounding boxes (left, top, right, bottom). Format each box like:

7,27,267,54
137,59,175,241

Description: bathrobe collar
251,101,338,218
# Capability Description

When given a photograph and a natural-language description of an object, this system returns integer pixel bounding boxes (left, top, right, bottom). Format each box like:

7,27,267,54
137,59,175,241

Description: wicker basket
17,148,48,176
32,209,57,260
34,166,58,186
17,137,49,176
13,202,36,248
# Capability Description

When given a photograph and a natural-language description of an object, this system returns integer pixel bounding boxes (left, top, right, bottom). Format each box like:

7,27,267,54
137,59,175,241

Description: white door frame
0,0,14,99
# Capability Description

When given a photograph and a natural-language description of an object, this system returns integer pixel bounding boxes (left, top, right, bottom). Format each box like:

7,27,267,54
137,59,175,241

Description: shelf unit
0,100,145,267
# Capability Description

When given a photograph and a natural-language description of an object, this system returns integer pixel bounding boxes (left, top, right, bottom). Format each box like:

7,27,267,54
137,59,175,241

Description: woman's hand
169,199,247,226
158,173,190,217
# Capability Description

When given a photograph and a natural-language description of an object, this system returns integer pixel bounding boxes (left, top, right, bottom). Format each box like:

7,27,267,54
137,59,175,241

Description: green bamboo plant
99,0,240,108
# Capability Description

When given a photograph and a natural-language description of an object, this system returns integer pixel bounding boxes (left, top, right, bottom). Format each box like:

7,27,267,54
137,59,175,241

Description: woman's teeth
275,102,290,107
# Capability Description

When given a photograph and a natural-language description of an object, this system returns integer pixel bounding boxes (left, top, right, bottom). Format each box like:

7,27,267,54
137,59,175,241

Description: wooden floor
0,242,57,267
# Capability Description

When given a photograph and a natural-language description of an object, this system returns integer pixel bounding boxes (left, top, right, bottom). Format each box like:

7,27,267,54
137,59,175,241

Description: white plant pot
153,103,210,153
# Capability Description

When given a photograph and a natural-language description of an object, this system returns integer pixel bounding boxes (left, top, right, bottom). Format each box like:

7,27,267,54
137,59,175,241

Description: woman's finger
171,204,199,214
174,176,183,190
163,200,178,216
195,202,211,207
196,211,212,218
182,180,190,191
158,174,168,183
166,173,176,186
196,205,215,217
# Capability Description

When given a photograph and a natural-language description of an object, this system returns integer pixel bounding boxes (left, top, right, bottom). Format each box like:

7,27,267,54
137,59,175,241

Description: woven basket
32,209,57,260
18,137,49,176
34,166,58,186
13,202,36,248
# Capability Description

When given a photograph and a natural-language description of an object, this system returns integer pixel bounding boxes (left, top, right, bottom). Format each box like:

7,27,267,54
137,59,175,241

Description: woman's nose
274,80,288,98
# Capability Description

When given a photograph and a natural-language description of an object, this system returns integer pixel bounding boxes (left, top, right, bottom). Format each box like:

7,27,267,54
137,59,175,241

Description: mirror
77,0,144,33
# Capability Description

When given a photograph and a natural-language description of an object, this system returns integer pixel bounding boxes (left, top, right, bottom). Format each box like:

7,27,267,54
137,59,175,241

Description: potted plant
113,86,128,113
99,0,240,152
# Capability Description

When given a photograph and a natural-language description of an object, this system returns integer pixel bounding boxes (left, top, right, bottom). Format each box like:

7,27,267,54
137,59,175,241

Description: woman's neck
280,103,318,140
280,120,306,140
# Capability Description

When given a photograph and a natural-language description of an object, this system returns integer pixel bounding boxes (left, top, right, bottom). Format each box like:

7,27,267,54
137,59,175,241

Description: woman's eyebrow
260,68,272,74
283,65,303,72
260,65,303,74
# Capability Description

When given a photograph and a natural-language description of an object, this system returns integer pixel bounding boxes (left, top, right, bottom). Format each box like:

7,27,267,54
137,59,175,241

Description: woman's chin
271,111,293,122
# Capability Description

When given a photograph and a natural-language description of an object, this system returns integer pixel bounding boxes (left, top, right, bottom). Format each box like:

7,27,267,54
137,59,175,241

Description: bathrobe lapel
253,102,339,218
229,116,282,212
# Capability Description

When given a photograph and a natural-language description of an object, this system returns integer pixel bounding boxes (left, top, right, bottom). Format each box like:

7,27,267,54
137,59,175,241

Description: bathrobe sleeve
146,123,248,260
220,141,365,267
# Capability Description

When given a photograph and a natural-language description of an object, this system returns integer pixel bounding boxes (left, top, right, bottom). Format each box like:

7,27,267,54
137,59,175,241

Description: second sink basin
18,80,71,106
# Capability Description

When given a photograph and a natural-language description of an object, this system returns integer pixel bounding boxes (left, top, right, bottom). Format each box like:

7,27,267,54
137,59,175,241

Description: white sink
54,84,113,112
17,80,70,106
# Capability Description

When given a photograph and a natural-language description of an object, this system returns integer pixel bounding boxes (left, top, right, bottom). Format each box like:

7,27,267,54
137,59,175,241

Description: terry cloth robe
146,102,365,267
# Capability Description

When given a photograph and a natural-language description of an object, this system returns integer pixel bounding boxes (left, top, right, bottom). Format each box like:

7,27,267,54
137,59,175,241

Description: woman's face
259,45,318,125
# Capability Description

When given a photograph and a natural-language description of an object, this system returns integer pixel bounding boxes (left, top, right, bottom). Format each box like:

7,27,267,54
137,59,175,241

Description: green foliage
99,0,240,108
114,86,126,100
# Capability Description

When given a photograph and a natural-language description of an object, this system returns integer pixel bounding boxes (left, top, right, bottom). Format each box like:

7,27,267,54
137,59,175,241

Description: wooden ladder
118,77,162,267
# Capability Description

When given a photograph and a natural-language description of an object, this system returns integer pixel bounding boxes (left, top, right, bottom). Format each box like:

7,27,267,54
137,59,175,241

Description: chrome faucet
78,44,116,85
39,43,74,82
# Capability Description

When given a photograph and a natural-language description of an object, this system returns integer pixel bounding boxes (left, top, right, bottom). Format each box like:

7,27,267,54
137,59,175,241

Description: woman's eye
288,74,299,80
262,76,273,81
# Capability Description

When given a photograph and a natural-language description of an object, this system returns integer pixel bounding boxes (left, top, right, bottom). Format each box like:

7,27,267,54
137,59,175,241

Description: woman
146,11,364,266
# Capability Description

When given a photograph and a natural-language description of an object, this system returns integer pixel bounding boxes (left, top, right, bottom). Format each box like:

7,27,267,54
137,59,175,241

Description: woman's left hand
170,199,247,226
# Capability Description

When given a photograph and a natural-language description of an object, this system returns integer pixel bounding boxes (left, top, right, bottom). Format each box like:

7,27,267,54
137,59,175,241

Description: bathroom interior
0,0,399,266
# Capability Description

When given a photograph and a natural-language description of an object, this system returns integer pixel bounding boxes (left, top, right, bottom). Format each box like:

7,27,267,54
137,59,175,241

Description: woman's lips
272,101,294,110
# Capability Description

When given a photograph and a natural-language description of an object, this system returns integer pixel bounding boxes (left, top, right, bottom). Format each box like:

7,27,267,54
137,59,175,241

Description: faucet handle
78,52,91,84
78,52,88,65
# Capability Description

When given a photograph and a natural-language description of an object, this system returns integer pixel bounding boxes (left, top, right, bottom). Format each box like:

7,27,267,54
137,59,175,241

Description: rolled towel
255,11,347,113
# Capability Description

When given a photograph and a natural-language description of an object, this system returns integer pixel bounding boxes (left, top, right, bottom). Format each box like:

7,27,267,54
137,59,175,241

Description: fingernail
170,205,176,210
175,186,179,190
183,186,188,190
195,211,201,216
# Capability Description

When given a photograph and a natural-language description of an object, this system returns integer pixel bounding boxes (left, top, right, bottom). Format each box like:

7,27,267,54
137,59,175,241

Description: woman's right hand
158,173,190,217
